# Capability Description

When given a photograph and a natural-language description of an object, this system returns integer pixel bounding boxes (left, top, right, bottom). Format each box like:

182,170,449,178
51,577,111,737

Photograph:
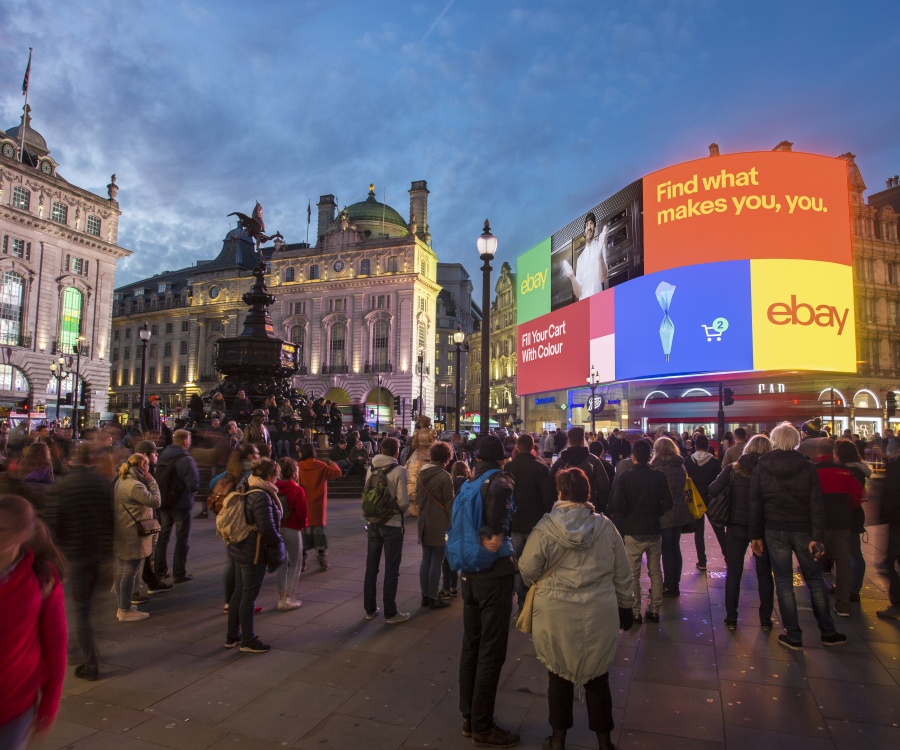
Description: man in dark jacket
231,390,253,425
609,439,672,623
505,433,555,610
550,427,611,512
552,429,567,457
43,443,115,680
458,435,520,748
876,454,900,619
685,434,726,570
141,394,161,434
749,422,846,650
153,429,200,583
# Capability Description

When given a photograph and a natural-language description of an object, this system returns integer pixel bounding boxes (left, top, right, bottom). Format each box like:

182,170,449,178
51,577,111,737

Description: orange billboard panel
643,151,851,274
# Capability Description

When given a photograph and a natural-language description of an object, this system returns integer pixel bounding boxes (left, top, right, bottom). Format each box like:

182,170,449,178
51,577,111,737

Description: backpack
445,470,515,573
207,476,235,514
361,463,399,524
215,488,255,544
155,454,185,509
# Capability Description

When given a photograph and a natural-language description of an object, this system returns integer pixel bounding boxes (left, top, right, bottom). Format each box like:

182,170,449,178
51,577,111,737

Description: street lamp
139,322,152,430
71,335,86,439
477,219,497,438
453,327,469,434
443,382,449,427
586,365,601,436
48,355,68,426
376,373,382,433
418,344,425,419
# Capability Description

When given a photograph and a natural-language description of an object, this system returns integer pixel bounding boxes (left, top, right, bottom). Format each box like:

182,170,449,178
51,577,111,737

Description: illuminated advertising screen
515,150,855,394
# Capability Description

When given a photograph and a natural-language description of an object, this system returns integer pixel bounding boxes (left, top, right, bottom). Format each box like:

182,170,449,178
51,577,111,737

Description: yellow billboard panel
751,260,856,373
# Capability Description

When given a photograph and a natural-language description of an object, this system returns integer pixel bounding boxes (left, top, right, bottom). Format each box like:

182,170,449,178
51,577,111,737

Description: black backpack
156,454,185,509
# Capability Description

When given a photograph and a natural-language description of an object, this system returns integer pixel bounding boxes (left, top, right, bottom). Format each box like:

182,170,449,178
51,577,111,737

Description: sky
1,0,898,289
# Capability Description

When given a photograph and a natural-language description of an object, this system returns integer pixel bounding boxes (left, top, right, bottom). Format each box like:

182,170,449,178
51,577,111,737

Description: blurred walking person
297,444,342,571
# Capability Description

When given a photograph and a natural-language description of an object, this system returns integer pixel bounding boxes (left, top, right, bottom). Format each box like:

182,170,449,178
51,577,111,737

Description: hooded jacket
366,454,410,529
815,457,864,531
608,463,673,536
416,463,454,546
708,452,762,528
227,475,287,569
650,453,692,530
518,504,633,686
550,446,611,512
685,451,721,501
749,449,825,540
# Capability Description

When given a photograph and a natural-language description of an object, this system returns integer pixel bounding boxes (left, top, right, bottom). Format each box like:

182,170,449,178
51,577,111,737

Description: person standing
608,439,673,624
416,441,454,610
154,430,200,583
141,394,161,435
649,437,692,598
43,443,114,681
721,427,748,466
550,427,610,513
231,390,253,425
363,437,410,622
504,433,555,612
749,422,847,650
685,434,726,570
243,410,272,455
275,457,308,611
406,416,438,517
131,441,173,596
457,435,520,748
519,468,634,750
297,444,342,571
875,450,900,619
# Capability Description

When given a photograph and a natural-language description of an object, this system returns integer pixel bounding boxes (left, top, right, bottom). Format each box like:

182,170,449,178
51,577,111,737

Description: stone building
434,262,477,429
110,183,443,428
0,104,129,422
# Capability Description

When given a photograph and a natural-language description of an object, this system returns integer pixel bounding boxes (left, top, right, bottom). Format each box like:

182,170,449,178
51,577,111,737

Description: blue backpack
445,469,514,573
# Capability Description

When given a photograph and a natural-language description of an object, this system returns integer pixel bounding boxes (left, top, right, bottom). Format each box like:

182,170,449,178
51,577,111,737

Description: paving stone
724,725,836,749
824,718,900,750
632,639,719,689
337,671,452,727
57,694,153,734
720,682,828,738
296,713,413,750
150,672,272,725
716,653,808,688
40,719,97,750
119,715,228,750
622,681,724,742
807,677,900,725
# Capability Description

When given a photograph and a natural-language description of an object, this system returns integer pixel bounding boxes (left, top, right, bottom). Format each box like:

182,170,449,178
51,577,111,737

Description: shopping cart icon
701,317,729,342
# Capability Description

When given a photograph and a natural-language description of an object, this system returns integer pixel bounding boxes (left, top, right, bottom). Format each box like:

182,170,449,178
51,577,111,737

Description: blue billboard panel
613,261,753,380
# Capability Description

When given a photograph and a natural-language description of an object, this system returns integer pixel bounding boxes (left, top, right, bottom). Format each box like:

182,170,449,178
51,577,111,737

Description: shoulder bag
121,498,161,536
705,467,734,525
515,547,572,634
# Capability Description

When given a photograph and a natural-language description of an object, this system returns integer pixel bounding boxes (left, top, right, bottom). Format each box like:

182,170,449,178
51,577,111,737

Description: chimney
316,195,336,246
409,180,429,240
708,143,720,157
894,175,899,187
773,140,794,152
888,178,894,189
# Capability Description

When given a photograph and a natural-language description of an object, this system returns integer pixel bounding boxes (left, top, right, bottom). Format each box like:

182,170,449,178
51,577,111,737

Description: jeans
420,545,445,599
227,559,267,645
823,528,852,608
510,531,530,607
155,509,191,578
694,514,727,566
724,524,774,624
224,551,235,603
849,532,865,594
624,535,663,615
277,528,303,596
275,439,290,459
364,524,404,617
0,704,35,750
765,529,837,642
442,557,458,592
67,560,103,671
660,526,683,592
459,574,514,733
114,558,144,611
548,670,613,732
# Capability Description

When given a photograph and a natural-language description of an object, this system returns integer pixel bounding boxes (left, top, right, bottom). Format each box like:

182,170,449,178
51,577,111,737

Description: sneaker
384,612,410,624
131,592,150,604
821,632,848,647
876,605,900,620
421,596,431,608
224,637,240,649
73,664,99,681
277,598,302,611
365,607,381,621
645,611,660,623
696,562,707,571
430,598,450,610
724,619,737,631
117,607,150,622
834,604,850,617
173,574,194,583
438,589,454,600
662,588,680,598
777,634,803,651
471,724,521,748
239,637,271,653
462,718,472,737
633,613,643,625
147,582,173,594
760,620,774,632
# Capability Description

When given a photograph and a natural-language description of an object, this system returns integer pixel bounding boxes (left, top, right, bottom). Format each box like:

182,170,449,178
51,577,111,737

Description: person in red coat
275,457,309,610
0,495,67,749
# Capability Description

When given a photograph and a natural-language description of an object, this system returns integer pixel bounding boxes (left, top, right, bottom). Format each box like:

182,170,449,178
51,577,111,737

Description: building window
892,341,900,369
868,297,878,324
113,329,119,341
163,365,171,382
9,238,30,260
386,256,398,273
112,348,119,361
309,264,319,280
51,202,67,224
890,300,899,326
151,324,158,335
291,325,305,363
124,328,131,339
0,364,29,391
330,323,346,368
148,366,156,383
420,259,427,275
181,321,189,332
59,287,83,354
179,341,188,355
164,342,172,357
373,319,390,368
447,365,454,376
179,364,187,382
360,259,370,275
292,301,306,315
165,322,173,334
0,271,25,346
124,347,131,360
418,320,426,350
11,186,29,211
85,215,101,237
149,343,157,357
285,267,295,282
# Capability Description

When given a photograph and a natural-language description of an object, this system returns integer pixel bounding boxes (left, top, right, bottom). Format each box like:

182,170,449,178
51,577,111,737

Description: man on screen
561,211,609,300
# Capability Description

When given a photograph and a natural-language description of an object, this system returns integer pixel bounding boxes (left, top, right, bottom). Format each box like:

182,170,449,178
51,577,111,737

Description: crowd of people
2,403,899,750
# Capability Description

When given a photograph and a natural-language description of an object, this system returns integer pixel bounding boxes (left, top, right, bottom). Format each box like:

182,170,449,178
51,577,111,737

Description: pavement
46,500,900,750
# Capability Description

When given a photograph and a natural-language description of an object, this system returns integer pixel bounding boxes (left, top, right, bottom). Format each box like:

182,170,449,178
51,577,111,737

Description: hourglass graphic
656,282,675,362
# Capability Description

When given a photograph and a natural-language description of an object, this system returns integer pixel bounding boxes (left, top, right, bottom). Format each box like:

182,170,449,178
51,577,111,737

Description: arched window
0,271,25,346
291,324,305,363
330,322,346,368
59,287,84,354
0,364,29,392
373,319,390,368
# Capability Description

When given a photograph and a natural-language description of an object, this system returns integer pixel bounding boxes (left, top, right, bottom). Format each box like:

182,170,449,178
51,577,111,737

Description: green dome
344,184,408,230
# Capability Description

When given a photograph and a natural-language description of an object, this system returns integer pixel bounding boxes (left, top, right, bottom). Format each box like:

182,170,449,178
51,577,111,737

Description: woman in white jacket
519,467,634,750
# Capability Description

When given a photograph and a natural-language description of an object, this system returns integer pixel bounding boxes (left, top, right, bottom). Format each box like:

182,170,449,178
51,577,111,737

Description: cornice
0,206,131,259
0,160,117,210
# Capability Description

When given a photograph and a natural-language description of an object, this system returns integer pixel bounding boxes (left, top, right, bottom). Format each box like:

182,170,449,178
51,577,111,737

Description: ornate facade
0,104,129,420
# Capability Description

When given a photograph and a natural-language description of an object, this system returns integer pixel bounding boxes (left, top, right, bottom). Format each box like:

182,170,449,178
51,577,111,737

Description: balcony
296,365,308,376
52,338,91,357
0,333,32,348
364,362,393,373
415,363,431,376
321,364,349,375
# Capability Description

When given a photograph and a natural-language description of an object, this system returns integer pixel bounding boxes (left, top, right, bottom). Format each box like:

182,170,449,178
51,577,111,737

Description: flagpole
306,199,310,245
18,48,32,164
381,188,386,238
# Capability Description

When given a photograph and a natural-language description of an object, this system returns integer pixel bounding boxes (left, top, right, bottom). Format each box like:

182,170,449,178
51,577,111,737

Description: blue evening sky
1,0,898,288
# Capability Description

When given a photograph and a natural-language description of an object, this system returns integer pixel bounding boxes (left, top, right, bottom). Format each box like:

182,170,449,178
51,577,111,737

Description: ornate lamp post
477,220,498,438
376,373,382,433
48,355,68,425
71,335,86,439
453,327,469,433
586,365,601,436
417,344,425,418
139,322,152,429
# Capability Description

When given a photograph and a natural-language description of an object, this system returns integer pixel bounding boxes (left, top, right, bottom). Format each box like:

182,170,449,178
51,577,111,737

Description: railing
295,365,308,376
320,364,349,375
52,338,91,357
415,363,431,375
364,362,393,373
198,373,221,382
0,333,32,348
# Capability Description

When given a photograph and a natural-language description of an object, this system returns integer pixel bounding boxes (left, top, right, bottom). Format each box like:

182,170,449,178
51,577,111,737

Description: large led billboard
516,150,854,394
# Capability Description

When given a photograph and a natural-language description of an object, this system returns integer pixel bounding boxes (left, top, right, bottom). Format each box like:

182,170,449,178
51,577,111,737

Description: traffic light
888,391,897,419
20,398,29,414
393,396,401,413
723,388,735,406
412,397,419,414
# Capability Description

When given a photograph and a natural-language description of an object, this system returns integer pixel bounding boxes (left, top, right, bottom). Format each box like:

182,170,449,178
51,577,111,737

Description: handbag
705,469,733,526
515,548,572,635
685,476,707,520
122,503,161,536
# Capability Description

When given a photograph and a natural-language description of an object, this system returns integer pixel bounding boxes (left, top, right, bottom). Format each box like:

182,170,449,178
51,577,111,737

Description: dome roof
345,184,407,229
4,106,49,157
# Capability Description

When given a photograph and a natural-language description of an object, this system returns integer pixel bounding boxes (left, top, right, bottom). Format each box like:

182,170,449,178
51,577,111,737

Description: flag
22,48,32,96
307,200,311,225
